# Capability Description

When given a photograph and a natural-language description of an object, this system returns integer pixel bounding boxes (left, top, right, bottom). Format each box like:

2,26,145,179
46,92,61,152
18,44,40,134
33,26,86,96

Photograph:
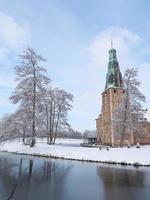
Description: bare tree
42,87,73,144
113,68,146,146
0,113,21,142
0,47,74,145
52,88,73,144
83,130,96,139
10,47,50,147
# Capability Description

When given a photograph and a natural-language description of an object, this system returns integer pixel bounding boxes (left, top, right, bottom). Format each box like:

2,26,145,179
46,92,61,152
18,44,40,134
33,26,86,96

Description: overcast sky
0,0,150,131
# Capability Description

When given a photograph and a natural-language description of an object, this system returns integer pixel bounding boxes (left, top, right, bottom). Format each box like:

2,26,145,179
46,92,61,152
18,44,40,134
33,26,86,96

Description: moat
0,152,150,200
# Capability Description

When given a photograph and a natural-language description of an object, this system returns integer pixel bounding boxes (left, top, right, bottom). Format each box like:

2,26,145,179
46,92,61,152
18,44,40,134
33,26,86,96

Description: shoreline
1,138,150,168
1,149,150,168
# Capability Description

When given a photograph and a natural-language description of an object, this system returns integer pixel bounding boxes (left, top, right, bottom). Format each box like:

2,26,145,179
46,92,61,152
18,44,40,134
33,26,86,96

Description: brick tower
96,46,134,147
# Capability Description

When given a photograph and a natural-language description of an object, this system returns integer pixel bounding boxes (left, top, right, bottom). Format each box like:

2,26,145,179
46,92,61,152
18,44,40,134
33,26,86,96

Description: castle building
96,46,150,146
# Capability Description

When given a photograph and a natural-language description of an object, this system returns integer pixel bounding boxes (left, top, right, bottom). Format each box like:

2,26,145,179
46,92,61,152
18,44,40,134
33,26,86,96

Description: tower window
106,126,108,131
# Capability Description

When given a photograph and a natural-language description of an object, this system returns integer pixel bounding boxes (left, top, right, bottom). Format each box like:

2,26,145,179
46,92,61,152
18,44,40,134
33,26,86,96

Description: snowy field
0,138,150,166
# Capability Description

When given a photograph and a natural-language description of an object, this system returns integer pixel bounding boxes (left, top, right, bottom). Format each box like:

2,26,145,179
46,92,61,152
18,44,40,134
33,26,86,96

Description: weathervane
111,38,113,49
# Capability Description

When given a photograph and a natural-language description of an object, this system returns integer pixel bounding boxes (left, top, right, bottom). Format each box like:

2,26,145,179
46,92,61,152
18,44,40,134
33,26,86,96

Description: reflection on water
0,153,150,200
0,154,72,200
97,165,150,200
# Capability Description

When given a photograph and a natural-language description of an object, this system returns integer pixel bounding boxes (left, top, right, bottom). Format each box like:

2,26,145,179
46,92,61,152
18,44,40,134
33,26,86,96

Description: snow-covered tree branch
0,47,74,146
9,47,50,147
113,68,146,146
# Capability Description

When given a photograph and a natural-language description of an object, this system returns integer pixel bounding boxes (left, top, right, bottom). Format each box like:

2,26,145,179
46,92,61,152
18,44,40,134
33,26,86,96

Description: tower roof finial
111,38,113,49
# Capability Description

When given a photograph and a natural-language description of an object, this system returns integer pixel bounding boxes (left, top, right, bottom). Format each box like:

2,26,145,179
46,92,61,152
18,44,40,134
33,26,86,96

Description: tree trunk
31,66,36,147
120,105,127,146
22,128,26,144
46,105,49,144
49,99,53,144
120,88,132,147
51,103,56,144
53,106,61,144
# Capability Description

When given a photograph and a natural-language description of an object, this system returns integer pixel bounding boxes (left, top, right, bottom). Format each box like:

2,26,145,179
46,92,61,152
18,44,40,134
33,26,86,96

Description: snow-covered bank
0,138,150,167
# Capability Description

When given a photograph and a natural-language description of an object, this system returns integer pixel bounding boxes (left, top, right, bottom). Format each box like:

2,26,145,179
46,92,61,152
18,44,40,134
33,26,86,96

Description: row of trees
0,47,74,147
113,68,146,146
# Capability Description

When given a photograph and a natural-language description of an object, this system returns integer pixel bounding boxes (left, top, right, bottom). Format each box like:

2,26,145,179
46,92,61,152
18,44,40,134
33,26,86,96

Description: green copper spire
105,46,123,89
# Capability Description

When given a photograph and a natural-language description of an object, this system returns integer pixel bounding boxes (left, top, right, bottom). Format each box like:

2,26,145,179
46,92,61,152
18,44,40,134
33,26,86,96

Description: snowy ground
0,138,150,166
